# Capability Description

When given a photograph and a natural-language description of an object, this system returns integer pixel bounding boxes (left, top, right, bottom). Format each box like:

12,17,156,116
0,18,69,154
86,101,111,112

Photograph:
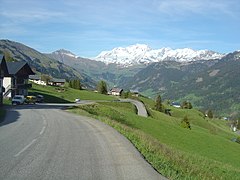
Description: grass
29,83,117,103
69,101,240,179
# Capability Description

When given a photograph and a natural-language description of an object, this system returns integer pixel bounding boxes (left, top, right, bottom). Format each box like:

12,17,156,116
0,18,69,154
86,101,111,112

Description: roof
29,75,41,80
0,54,9,75
6,61,35,76
111,88,123,93
50,78,66,83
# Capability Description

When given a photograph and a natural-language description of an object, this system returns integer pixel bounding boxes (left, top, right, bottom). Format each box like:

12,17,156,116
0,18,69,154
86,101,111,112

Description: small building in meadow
49,78,65,87
109,88,123,96
29,75,47,86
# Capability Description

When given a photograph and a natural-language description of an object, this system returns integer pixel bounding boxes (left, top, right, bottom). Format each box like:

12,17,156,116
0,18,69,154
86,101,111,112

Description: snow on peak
53,49,78,58
95,44,224,66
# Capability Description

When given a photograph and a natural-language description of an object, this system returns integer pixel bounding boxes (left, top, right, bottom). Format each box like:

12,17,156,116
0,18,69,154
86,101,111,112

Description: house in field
130,90,140,97
109,87,123,96
3,61,35,98
0,55,9,105
29,75,47,86
48,78,65,87
171,102,181,108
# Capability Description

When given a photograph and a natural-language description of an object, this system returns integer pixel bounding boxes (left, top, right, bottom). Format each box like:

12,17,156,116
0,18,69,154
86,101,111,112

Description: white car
75,98,81,103
12,95,25,105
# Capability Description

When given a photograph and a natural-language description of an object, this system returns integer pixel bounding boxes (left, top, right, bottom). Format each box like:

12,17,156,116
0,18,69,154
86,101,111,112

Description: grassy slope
29,83,116,103
69,100,240,179
30,84,240,179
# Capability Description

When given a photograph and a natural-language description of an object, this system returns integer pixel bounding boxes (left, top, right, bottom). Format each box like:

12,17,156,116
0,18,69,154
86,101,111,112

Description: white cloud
1,9,64,23
155,0,239,18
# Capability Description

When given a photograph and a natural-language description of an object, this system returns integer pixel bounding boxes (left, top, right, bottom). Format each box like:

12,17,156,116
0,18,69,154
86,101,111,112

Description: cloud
155,0,239,18
0,9,64,23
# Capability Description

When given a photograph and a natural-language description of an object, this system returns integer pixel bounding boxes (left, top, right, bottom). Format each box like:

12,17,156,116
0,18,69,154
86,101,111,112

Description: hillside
165,51,240,116
47,49,146,86
0,40,95,88
69,97,240,179
121,52,240,116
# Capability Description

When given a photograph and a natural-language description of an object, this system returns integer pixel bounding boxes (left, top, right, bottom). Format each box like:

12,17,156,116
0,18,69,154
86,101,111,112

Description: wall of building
3,77,11,97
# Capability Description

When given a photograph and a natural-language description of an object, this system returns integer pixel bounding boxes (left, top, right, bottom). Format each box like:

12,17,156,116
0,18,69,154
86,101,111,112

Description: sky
0,0,240,57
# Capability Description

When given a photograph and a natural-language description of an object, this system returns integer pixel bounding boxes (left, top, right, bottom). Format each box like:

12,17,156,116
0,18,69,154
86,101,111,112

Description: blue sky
1,0,239,57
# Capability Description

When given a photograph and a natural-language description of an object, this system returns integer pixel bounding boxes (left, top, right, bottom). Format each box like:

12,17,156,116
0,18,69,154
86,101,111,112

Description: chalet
171,102,181,108
49,78,65,87
3,61,35,98
0,55,9,105
110,88,123,96
29,75,46,86
130,90,140,97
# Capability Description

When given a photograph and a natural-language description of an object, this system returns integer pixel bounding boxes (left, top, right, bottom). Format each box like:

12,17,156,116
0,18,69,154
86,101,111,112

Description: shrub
181,116,191,130
236,137,240,144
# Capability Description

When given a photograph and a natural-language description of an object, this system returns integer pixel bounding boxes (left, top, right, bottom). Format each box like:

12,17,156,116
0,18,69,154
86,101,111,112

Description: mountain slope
47,49,146,86
165,51,240,115
121,52,240,116
0,40,95,88
95,44,224,66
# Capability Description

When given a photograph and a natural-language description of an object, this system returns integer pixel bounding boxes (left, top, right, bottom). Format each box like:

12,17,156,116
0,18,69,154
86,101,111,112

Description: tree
181,116,191,130
121,90,131,99
97,80,107,94
207,110,213,119
181,101,193,109
155,95,164,112
41,74,51,85
69,79,81,90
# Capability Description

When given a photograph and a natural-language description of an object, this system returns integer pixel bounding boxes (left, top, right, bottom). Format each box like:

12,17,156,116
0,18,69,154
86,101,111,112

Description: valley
1,39,239,117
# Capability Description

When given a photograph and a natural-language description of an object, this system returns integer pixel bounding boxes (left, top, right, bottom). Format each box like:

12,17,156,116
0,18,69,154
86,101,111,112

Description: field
29,83,116,103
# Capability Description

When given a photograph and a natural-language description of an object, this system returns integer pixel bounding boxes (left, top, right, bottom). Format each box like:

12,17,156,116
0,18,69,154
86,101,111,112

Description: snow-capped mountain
95,44,224,66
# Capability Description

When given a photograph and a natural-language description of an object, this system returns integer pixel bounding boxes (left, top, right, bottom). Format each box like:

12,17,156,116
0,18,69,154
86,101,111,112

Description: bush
181,116,191,130
236,137,240,144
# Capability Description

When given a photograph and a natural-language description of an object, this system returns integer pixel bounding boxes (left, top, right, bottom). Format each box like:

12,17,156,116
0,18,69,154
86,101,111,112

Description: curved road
0,105,165,180
119,99,148,117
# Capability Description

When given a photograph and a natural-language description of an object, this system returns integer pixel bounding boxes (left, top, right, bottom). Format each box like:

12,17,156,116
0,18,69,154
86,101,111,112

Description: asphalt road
0,105,165,180
120,99,148,117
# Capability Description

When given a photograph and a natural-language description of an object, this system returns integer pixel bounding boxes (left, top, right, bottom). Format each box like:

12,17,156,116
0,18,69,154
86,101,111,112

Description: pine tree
97,80,107,94
155,95,163,112
207,110,213,119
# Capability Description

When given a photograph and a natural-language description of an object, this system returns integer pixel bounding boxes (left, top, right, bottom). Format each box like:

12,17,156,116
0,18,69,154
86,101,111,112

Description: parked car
25,96,37,104
75,98,81,103
12,95,25,105
36,95,44,103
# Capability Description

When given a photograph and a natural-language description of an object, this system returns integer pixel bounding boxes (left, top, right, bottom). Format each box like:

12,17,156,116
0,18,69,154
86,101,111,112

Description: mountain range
0,39,239,116
95,44,224,66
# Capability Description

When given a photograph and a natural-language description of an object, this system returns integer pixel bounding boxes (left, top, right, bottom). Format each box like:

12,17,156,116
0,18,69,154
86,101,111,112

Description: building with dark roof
3,61,35,98
29,75,47,85
109,87,123,96
49,78,66,87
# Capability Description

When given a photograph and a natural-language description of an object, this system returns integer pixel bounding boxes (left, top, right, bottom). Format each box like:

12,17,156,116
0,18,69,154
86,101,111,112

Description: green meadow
29,83,116,103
